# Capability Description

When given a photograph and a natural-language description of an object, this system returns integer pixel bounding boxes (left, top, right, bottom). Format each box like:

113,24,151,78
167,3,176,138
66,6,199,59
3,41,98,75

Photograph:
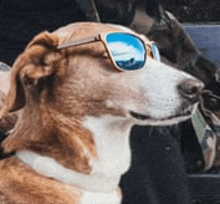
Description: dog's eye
39,59,48,66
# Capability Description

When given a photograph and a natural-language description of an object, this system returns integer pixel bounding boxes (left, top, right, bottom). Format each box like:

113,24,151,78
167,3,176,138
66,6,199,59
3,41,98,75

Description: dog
0,22,203,203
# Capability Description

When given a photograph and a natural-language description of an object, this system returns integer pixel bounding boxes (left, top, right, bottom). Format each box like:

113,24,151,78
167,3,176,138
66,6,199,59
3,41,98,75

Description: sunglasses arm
57,35,101,50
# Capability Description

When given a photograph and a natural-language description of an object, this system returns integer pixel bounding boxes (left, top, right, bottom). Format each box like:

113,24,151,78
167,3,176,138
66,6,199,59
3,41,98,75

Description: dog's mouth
130,111,150,120
129,104,196,122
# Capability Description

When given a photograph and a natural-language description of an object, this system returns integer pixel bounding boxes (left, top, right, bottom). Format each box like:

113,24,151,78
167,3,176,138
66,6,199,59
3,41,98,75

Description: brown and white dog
0,22,203,203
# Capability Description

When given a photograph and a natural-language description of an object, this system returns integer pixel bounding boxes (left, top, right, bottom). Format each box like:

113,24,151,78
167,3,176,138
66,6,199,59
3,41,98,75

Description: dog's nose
178,79,204,101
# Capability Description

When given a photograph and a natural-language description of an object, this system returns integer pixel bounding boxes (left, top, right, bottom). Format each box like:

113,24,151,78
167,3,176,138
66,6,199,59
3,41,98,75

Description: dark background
162,0,220,22
1,0,220,66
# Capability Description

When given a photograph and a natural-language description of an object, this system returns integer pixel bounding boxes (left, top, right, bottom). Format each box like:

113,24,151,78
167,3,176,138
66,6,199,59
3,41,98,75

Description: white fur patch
109,58,199,126
83,115,134,178
0,71,10,94
81,190,120,204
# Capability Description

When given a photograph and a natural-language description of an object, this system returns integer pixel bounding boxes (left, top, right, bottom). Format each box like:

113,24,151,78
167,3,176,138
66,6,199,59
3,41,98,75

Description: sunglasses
57,32,160,71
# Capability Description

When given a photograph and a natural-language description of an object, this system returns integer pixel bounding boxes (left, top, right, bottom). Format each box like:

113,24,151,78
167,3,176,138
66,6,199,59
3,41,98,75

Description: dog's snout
178,79,204,100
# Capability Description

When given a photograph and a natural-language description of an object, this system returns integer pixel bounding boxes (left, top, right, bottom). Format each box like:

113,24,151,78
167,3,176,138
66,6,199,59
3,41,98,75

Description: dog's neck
16,115,134,193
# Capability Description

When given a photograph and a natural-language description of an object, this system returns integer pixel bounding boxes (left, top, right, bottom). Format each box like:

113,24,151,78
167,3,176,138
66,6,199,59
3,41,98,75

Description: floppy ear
0,31,62,116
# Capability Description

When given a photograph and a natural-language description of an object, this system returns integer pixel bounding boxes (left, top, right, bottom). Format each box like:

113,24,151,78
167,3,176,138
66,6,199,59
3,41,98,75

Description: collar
16,151,120,193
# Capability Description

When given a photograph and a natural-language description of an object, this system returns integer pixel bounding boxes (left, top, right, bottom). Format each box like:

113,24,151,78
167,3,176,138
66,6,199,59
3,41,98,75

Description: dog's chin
129,103,198,126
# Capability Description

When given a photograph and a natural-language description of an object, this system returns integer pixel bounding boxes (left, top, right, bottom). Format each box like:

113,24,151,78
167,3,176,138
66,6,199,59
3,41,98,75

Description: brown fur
0,157,81,204
0,90,17,133
1,31,99,174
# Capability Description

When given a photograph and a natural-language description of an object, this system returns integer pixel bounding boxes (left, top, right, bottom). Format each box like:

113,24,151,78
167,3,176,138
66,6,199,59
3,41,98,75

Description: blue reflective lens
106,33,146,71
151,42,160,61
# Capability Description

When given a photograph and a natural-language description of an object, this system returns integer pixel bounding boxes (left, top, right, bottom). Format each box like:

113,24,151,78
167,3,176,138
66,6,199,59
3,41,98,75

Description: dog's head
0,22,203,173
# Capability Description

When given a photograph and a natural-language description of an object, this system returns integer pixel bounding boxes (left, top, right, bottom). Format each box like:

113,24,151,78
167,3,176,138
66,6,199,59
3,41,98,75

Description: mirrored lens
106,33,146,71
151,42,160,61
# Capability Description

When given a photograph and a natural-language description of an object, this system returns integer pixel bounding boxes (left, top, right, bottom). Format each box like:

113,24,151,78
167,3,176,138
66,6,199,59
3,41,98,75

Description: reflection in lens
106,33,146,70
151,42,160,61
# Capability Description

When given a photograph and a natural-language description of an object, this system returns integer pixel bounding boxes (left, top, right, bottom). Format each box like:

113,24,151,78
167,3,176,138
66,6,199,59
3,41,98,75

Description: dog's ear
1,31,64,115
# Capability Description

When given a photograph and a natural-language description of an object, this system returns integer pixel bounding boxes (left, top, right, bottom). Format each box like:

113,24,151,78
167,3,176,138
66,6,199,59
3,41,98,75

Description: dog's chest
83,116,132,178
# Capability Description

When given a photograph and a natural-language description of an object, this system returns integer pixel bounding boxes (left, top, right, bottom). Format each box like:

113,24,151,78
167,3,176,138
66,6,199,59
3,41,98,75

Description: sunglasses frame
147,41,161,61
57,32,160,71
